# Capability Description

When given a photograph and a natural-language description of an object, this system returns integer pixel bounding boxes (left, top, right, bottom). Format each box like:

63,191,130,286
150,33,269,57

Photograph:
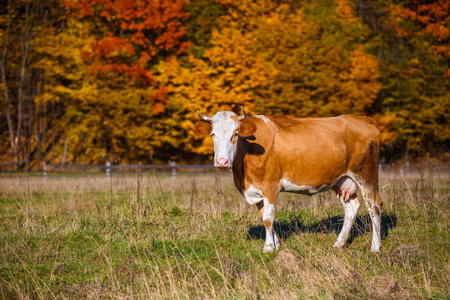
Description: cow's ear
239,121,256,137
194,122,212,135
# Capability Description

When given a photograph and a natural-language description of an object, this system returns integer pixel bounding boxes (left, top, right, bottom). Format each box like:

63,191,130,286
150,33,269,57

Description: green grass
0,168,449,299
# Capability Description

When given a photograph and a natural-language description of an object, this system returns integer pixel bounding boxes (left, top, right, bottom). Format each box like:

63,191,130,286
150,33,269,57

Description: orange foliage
3,0,450,166
335,0,358,24
90,35,135,58
64,0,192,85
391,0,450,74
151,86,169,115
372,114,399,149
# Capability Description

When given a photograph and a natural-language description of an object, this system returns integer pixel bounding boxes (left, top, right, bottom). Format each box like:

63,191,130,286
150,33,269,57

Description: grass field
1,166,449,299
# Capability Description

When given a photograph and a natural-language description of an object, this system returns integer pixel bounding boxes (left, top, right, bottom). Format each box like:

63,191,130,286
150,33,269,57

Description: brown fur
238,121,256,137
231,115,381,205
194,122,212,135
196,112,383,251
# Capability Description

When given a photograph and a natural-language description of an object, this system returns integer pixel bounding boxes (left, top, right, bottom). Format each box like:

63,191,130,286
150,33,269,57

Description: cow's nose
216,158,230,168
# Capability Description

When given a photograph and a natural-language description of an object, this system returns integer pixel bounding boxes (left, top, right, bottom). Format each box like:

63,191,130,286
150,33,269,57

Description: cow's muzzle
215,158,230,168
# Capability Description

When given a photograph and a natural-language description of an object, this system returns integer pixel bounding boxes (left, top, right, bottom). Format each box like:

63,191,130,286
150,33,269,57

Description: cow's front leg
256,198,279,252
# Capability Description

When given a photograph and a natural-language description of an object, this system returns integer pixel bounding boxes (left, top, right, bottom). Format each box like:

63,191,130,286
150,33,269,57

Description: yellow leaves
34,92,57,107
350,47,379,80
373,114,399,148
151,18,274,154
335,0,358,24
181,120,195,132
196,137,214,155
180,119,214,154
347,47,381,111
245,1,382,117
203,27,272,95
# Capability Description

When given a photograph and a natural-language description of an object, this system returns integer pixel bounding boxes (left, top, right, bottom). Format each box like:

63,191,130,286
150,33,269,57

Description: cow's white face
195,108,255,168
210,111,239,168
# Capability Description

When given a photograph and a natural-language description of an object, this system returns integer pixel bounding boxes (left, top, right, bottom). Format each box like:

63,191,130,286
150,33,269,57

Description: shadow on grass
247,213,397,244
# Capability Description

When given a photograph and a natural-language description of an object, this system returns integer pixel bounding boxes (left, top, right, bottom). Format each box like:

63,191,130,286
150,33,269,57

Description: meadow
0,164,449,299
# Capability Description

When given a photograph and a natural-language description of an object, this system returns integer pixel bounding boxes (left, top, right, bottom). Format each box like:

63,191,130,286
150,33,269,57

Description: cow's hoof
370,246,381,252
333,241,345,249
263,246,274,253
370,240,382,252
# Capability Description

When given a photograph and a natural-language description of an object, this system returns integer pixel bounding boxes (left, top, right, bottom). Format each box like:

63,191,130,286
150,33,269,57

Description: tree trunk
14,1,31,165
1,0,16,163
1,0,32,167
62,137,67,165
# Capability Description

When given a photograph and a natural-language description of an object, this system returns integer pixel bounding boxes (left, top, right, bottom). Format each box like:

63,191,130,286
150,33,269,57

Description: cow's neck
231,138,247,194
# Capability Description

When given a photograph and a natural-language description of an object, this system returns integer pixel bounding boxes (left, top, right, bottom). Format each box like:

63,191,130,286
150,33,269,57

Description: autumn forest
1,0,449,169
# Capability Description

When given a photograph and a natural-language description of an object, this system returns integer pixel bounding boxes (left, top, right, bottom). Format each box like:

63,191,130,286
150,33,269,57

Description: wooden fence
1,160,449,179
45,162,217,178
0,161,218,178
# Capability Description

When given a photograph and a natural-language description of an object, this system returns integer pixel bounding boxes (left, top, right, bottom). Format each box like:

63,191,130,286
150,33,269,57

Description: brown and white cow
195,107,383,252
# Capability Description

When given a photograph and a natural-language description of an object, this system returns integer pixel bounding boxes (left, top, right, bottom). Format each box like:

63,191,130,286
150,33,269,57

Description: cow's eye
234,132,239,137
211,133,216,137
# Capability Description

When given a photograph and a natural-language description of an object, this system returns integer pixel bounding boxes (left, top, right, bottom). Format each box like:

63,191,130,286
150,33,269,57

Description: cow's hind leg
333,195,360,249
351,139,382,251
256,197,280,252
359,182,382,252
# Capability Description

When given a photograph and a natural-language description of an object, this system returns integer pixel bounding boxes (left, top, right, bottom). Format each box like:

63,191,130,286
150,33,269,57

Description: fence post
169,160,176,179
106,161,111,177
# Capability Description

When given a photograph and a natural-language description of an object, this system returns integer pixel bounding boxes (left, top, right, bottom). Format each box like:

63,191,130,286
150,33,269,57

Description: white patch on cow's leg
244,185,264,205
360,184,382,252
333,195,360,249
370,209,382,252
262,197,278,252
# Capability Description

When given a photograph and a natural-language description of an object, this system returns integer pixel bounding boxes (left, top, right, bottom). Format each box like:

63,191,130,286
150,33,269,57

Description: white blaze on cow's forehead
254,115,270,123
211,111,237,122
211,111,239,135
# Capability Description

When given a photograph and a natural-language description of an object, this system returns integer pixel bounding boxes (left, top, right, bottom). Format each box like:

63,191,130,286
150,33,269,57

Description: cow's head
194,107,256,168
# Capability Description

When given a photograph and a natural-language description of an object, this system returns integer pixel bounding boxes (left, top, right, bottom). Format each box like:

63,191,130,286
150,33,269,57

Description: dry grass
0,166,449,299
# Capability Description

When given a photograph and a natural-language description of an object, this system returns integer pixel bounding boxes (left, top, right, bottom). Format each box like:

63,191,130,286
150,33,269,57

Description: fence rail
0,161,220,178
46,162,218,178
46,163,214,171
1,161,449,179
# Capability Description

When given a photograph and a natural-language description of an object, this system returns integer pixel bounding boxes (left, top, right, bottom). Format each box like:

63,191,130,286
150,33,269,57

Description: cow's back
241,115,380,187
